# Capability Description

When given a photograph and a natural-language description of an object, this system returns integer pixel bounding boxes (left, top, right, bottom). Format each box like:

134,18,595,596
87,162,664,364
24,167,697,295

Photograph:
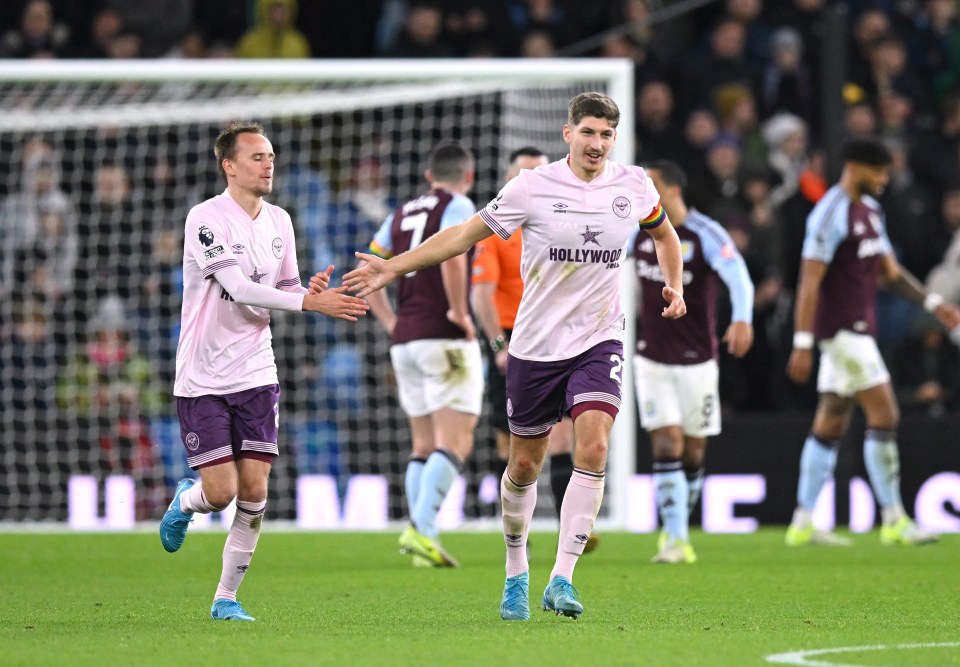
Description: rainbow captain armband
368,241,393,260
638,201,666,229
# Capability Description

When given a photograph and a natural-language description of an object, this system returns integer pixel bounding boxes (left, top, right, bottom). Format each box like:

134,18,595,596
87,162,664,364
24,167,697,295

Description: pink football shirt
174,190,303,397
479,158,662,361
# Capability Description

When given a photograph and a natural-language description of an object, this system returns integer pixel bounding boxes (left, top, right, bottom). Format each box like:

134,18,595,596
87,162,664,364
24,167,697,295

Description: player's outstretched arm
343,214,493,297
302,287,369,321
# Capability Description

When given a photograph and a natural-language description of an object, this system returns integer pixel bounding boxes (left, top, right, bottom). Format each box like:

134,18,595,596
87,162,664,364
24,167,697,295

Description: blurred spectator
766,0,826,79
678,108,720,194
382,2,455,58
505,0,578,52
520,30,556,58
1,0,70,59
762,112,808,208
877,138,940,281
235,0,311,59
723,165,786,411
925,185,960,304
102,0,194,58
779,147,827,293
688,134,748,226
66,8,122,59
844,100,880,139
713,83,767,170
724,0,770,62
75,163,153,318
55,296,165,519
635,80,686,164
848,8,893,93
906,0,960,102
0,299,59,437
444,1,513,57
910,91,960,200
192,0,252,54
759,27,816,126
613,0,690,67
892,312,960,416
0,139,78,304
685,18,759,114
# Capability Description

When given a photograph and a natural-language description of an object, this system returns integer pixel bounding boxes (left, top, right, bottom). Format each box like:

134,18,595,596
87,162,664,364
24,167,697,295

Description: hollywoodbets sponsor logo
548,246,623,269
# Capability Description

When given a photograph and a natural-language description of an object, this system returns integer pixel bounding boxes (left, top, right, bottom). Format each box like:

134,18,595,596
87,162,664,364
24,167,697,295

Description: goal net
0,59,636,529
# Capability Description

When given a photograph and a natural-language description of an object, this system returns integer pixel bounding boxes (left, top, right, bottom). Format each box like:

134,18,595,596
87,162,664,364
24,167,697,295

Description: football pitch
2,529,958,666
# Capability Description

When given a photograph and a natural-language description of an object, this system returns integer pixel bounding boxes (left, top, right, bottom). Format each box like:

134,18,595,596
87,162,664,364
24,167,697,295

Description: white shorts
390,339,484,418
633,356,720,437
817,330,890,397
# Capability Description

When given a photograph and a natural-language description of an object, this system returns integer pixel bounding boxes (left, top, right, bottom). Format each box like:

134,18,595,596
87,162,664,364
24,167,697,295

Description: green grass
2,530,959,666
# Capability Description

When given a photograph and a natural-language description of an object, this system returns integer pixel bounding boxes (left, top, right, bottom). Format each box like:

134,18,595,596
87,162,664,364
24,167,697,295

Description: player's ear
425,168,433,183
562,124,572,144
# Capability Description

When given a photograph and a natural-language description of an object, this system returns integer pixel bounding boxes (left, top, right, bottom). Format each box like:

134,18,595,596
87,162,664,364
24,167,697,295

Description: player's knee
575,439,608,467
203,487,238,511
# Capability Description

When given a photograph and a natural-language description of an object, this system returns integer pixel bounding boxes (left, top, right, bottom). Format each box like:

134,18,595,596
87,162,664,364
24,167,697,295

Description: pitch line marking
765,642,960,666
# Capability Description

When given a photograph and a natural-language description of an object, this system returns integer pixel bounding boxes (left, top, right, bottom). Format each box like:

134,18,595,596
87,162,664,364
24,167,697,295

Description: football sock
411,449,460,539
404,457,426,517
685,465,705,516
179,481,218,514
501,473,537,577
863,428,904,522
653,460,688,541
214,498,266,602
550,468,604,582
797,434,839,511
549,452,574,521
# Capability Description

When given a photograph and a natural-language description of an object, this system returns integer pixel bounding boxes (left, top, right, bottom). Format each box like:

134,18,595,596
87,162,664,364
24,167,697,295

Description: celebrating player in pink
344,92,685,620
161,121,368,622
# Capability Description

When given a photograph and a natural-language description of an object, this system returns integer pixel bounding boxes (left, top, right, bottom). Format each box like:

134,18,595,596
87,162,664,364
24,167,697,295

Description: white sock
213,499,265,602
550,469,604,583
501,473,536,578
179,481,217,514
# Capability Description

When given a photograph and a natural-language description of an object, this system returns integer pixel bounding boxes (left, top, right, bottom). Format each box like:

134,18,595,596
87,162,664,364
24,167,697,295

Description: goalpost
0,59,637,530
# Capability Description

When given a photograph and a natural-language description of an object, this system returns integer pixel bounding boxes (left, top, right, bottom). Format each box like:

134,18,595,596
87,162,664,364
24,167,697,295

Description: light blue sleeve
698,221,755,324
875,207,894,255
440,195,477,230
801,191,848,263
369,213,394,257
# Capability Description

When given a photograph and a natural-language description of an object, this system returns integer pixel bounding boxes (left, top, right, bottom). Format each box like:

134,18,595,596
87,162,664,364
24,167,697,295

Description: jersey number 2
609,354,623,385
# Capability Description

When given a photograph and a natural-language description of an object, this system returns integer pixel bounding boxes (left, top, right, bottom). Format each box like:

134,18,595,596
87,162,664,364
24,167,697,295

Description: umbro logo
575,533,589,543
553,202,569,214
232,243,245,254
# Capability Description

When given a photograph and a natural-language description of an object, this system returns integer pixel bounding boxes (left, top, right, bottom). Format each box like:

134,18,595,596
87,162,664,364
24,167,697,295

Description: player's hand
933,302,960,330
661,286,686,319
303,287,369,321
343,252,395,297
308,265,334,294
495,347,509,375
447,309,476,341
787,348,813,384
723,321,754,358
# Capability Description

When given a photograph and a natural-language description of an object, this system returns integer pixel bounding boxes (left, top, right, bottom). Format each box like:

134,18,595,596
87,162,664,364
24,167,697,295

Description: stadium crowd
4,0,960,519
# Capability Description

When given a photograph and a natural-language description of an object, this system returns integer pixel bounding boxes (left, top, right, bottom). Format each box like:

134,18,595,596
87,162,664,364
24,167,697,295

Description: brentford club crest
612,196,631,218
